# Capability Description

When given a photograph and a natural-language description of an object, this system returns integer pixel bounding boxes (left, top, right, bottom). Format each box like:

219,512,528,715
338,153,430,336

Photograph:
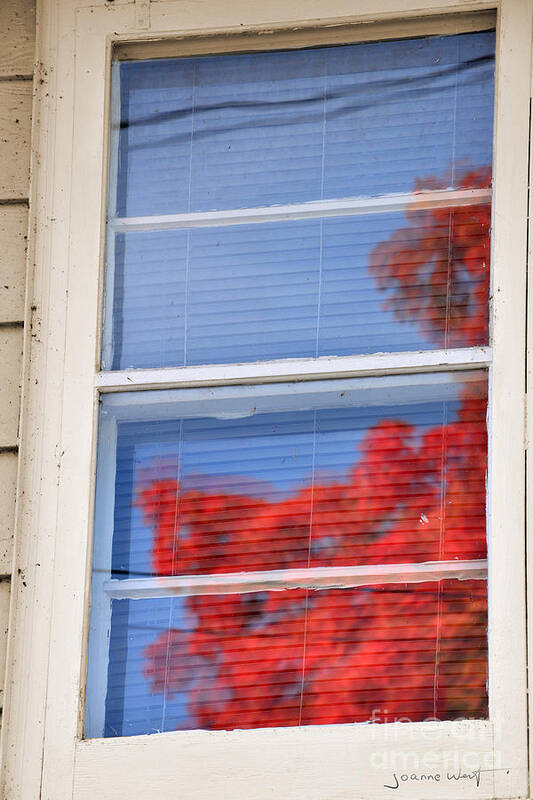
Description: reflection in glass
105,29,495,371
86,372,488,736
114,32,494,217
103,580,487,735
107,189,490,369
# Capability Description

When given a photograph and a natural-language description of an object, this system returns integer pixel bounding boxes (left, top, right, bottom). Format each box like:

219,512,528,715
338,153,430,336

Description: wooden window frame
1,1,532,798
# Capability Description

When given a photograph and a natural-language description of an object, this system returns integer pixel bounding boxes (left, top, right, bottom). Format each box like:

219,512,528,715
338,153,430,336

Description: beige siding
0,329,23,449
0,0,35,78
0,453,17,576
0,83,32,200
0,207,27,323
0,581,9,710
0,0,35,733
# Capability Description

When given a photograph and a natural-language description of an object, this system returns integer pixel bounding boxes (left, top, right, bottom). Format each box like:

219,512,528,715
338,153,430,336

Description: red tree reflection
370,167,491,348
137,169,491,730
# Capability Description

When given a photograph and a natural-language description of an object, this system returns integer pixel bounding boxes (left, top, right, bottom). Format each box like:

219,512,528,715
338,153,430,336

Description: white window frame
1,1,531,799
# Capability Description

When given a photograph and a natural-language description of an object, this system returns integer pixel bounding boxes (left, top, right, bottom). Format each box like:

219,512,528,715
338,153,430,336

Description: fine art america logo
369,710,510,791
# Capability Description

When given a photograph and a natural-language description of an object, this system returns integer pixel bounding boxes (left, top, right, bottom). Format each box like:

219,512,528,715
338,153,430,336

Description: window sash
98,11,495,738
89,365,490,734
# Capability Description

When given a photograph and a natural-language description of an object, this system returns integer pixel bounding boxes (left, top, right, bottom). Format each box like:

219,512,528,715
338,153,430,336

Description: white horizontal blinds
103,580,487,735
104,31,495,371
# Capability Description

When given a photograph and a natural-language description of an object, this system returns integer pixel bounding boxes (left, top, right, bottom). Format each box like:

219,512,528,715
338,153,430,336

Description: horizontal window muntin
109,187,491,232
105,561,487,600
97,346,491,391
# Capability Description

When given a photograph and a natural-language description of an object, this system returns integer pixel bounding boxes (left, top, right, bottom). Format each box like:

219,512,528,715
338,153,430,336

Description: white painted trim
483,2,532,798
0,1,85,798
74,718,499,800
73,719,499,800
110,187,492,232
525,15,533,799
97,346,491,391
104,559,488,599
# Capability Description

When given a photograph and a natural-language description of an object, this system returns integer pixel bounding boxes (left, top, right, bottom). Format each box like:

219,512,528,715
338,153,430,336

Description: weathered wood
0,0,36,79
0,206,27,323
0,328,23,448
117,10,496,60
74,720,498,800
488,2,532,796
0,83,32,200
98,347,492,392
0,581,10,709
0,453,17,576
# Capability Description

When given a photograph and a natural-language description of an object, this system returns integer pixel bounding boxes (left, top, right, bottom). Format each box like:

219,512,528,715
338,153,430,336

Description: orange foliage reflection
370,167,491,348
136,170,490,730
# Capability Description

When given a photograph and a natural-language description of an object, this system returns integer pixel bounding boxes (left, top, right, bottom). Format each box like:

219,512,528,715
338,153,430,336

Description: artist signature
384,767,510,789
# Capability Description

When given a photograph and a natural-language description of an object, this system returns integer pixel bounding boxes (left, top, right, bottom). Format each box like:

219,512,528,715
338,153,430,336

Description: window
87,26,496,739
2,2,531,800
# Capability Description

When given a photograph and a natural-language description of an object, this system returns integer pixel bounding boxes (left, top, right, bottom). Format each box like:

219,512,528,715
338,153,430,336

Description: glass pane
113,31,494,217
93,579,487,736
106,199,490,369
94,371,487,580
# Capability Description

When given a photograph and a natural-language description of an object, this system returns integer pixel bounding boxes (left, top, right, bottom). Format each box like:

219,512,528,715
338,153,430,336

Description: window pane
92,579,487,736
114,31,494,217
93,372,486,582
106,199,490,370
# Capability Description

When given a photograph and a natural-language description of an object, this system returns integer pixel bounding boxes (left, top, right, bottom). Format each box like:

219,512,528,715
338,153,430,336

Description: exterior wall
0,0,35,719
